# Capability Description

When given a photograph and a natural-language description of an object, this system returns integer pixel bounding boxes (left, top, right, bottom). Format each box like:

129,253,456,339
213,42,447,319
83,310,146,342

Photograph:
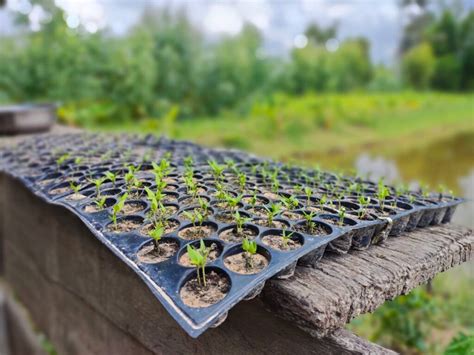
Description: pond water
325,132,474,228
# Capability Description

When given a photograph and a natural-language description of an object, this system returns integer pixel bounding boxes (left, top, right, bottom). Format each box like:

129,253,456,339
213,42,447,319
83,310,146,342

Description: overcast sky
1,0,473,64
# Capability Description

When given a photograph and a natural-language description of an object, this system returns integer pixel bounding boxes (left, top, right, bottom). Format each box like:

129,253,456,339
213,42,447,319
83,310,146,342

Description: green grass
82,91,474,171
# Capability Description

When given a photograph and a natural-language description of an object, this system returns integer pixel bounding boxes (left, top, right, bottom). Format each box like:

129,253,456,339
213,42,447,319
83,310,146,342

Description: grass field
82,92,474,171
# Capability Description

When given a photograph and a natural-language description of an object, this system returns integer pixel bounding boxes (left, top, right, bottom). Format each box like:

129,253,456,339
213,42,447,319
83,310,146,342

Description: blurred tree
401,42,435,89
305,22,338,46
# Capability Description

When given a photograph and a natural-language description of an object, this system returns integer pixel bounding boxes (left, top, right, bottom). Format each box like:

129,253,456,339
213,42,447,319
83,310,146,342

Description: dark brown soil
180,271,230,308
122,202,145,215
137,241,179,264
107,219,141,233
219,226,257,243
178,225,215,240
140,220,179,237
179,243,221,267
305,206,327,214
224,252,268,274
293,222,329,236
261,234,302,251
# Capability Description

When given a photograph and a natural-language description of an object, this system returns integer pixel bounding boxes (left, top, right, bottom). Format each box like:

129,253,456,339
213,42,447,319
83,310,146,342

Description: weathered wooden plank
262,224,473,336
0,175,395,354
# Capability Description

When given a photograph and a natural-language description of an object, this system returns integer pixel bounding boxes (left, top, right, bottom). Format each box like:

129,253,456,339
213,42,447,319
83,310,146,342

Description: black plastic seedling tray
0,133,463,338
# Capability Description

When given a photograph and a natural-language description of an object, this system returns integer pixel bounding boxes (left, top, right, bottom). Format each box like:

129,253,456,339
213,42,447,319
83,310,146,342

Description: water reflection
351,132,473,227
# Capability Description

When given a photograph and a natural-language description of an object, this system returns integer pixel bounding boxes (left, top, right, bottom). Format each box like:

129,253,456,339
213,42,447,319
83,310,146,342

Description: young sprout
377,179,390,210
74,156,83,166
265,203,282,225
319,195,328,207
182,210,205,227
248,190,260,207
280,195,299,210
112,193,128,227
149,223,165,250
69,181,81,194
124,166,138,188
183,156,194,170
90,176,106,197
197,197,210,217
233,211,251,235
304,187,312,206
56,153,70,169
338,207,346,226
208,160,226,182
105,171,118,186
145,187,162,219
237,173,247,191
225,194,242,211
302,211,316,233
95,196,107,210
242,237,257,269
281,229,295,249
187,239,210,287
358,196,371,219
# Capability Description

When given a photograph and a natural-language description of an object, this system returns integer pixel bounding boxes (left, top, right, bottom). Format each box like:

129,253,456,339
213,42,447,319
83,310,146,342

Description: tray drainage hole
223,244,270,275
180,267,231,308
136,238,180,264
261,229,304,252
178,222,217,240
178,240,223,267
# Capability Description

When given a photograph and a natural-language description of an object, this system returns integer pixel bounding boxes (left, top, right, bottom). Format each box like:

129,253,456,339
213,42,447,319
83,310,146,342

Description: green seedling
182,210,205,227
338,207,346,226
281,229,295,249
69,181,81,194
74,156,83,166
377,179,390,210
95,196,107,210
183,156,194,169
89,176,106,197
187,239,210,287
105,171,118,186
302,211,317,233
319,195,328,207
149,223,165,249
358,196,371,219
242,237,258,269
112,193,128,227
304,187,312,205
265,203,282,225
208,160,225,182
56,153,70,169
237,173,247,191
280,195,299,210
233,211,251,235
225,194,242,211
197,197,210,217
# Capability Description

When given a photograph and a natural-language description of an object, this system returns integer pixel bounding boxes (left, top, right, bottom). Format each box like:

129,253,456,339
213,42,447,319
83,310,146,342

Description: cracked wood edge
261,224,473,336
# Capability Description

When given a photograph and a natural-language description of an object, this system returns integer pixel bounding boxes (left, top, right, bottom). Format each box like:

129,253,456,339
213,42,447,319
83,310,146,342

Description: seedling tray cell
0,133,463,337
